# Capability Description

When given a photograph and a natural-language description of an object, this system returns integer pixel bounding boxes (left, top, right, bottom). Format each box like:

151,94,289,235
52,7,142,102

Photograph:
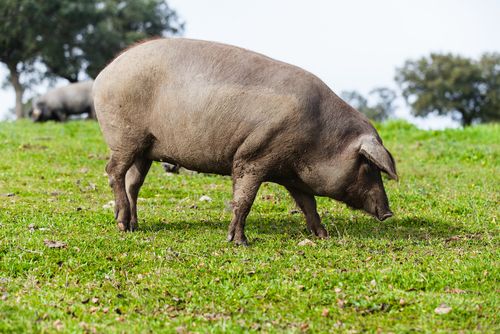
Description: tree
341,87,396,122
395,53,500,126
41,0,184,82
0,1,42,119
0,0,183,119
478,53,500,123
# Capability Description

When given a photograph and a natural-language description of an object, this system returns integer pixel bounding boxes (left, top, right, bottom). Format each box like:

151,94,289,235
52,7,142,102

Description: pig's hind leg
125,157,152,231
286,187,328,238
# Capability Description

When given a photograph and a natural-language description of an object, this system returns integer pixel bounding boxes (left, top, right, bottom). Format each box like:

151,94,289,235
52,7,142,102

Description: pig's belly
146,86,265,175
146,116,251,175
146,138,233,175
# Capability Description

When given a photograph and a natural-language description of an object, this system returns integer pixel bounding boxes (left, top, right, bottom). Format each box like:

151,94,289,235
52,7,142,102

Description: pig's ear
359,137,398,180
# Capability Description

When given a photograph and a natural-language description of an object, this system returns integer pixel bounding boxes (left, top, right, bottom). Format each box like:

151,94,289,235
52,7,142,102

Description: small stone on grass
102,200,115,209
435,303,452,314
44,240,67,249
298,239,316,246
199,195,212,202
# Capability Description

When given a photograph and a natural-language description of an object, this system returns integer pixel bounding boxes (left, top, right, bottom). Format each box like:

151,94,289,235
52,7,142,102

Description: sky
1,0,499,128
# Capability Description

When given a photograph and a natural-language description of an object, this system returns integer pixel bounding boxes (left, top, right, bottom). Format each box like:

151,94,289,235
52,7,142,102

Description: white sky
1,0,499,128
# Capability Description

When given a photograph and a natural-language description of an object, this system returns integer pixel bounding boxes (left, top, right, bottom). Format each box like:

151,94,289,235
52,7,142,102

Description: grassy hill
0,120,498,333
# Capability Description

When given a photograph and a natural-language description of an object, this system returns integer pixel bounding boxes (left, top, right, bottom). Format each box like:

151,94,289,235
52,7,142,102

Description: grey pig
31,81,95,122
93,38,398,245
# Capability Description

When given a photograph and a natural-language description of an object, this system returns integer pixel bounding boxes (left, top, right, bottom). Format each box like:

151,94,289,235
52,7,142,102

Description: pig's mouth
355,193,393,221
340,193,393,221
374,207,393,221
346,203,393,221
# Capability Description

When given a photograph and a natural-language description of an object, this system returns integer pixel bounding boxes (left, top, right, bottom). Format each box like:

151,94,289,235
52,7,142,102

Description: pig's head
31,100,52,122
340,136,397,220
298,135,397,221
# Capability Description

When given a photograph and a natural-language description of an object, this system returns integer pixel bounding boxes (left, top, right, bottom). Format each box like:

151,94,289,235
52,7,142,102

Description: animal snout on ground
378,211,393,221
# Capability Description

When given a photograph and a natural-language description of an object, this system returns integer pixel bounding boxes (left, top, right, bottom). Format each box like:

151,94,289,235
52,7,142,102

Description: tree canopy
396,53,500,126
0,0,183,118
341,87,396,122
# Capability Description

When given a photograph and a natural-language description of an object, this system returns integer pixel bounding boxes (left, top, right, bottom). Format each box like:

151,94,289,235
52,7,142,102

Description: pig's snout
373,197,393,220
377,210,393,221
32,107,42,119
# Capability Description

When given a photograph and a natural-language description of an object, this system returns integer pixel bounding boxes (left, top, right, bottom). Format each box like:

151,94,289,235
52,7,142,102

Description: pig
93,38,398,245
31,81,95,122
161,162,181,174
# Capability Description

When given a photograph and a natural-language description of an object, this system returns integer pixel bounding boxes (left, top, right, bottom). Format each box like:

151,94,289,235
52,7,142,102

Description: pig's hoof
117,221,128,232
230,229,248,245
129,221,138,232
227,233,248,246
234,238,249,247
313,226,329,239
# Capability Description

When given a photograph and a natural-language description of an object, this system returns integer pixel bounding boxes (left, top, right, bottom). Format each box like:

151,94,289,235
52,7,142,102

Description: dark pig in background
31,81,95,122
93,38,398,245
161,162,181,174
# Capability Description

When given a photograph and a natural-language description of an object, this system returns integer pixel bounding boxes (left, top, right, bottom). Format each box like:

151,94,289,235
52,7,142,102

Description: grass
0,119,498,333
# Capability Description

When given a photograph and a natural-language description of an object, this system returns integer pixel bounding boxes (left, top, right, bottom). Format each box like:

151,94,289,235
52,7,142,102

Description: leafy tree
341,87,396,122
0,1,42,119
370,87,397,120
395,53,500,126
41,0,183,82
478,53,500,123
341,90,368,111
0,0,183,119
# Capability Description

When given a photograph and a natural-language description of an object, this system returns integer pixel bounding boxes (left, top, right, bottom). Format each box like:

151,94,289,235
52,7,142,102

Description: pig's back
94,38,325,174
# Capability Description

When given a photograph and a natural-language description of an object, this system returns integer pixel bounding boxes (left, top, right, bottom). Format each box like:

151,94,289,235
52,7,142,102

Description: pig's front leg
227,173,262,246
54,109,68,122
286,186,328,238
125,157,152,231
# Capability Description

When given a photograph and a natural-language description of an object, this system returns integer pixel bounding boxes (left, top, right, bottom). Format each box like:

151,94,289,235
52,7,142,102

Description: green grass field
0,120,498,333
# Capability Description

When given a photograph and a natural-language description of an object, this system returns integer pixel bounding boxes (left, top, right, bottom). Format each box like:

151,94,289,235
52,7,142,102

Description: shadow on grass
325,216,464,241
141,214,464,242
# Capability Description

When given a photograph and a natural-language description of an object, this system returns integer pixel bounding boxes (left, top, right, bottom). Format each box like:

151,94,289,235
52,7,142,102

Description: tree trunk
461,115,473,127
7,63,24,119
458,108,473,127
